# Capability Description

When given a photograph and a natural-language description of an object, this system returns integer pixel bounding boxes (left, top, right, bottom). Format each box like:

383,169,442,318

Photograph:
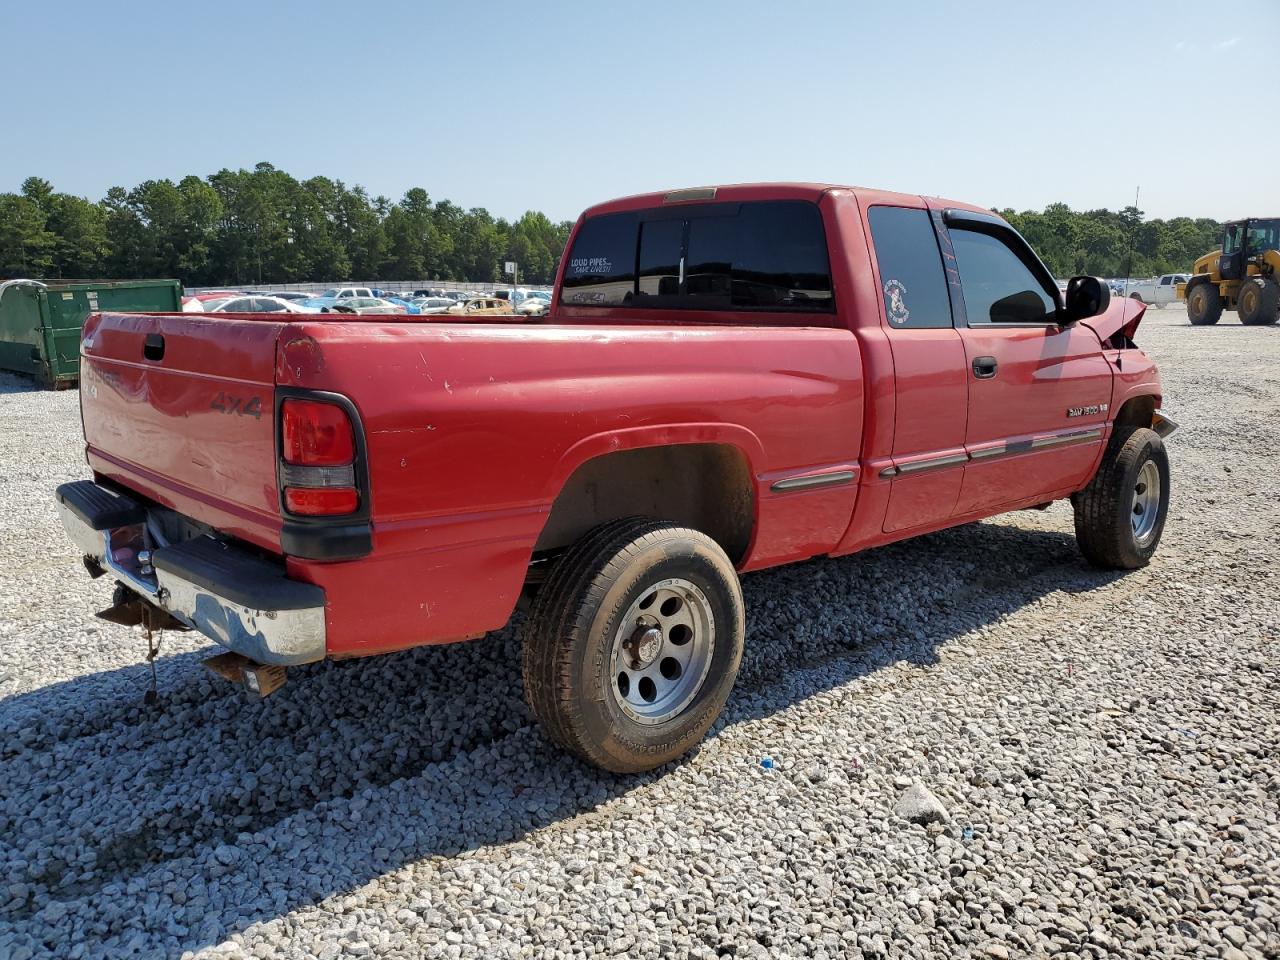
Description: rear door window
866,206,953,329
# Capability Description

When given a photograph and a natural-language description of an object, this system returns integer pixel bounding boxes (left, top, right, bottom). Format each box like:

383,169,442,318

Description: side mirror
1063,275,1110,323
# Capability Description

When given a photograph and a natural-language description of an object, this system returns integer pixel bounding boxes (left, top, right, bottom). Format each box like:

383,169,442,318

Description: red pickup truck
56,183,1176,772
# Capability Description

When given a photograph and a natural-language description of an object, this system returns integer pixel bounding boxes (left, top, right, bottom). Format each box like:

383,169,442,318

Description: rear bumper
55,480,327,665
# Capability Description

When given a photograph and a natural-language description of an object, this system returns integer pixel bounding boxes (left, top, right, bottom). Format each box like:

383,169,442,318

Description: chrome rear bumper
55,481,326,666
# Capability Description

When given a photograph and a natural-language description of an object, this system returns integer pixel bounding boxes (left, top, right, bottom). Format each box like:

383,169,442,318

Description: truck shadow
0,517,1125,954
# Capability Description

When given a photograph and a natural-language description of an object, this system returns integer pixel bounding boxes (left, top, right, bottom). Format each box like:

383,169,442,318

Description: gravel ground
0,307,1277,960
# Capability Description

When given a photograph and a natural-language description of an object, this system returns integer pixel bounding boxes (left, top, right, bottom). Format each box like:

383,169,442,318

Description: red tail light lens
284,486,359,516
281,399,355,466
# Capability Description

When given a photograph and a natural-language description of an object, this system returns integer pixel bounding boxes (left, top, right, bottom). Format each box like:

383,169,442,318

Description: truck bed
79,308,865,656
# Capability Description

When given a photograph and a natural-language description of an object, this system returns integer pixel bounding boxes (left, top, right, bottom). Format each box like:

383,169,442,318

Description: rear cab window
561,200,834,314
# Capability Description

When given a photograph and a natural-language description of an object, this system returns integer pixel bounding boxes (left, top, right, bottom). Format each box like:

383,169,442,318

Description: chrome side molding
878,427,1105,479
771,469,857,493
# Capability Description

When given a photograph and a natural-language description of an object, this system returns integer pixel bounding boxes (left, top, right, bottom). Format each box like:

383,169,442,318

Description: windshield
1245,219,1280,255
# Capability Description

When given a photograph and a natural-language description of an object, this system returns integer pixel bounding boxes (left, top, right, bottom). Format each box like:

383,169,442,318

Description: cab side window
866,206,953,329
950,229,1056,324
1223,226,1241,256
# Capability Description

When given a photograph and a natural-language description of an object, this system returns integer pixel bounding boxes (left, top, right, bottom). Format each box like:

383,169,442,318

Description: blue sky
5,0,1276,222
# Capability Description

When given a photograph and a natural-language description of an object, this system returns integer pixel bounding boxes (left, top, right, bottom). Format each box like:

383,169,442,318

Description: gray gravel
1,307,1278,959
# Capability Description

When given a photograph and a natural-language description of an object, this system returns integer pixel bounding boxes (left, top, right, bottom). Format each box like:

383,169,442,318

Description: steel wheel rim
610,577,715,725
1131,459,1161,545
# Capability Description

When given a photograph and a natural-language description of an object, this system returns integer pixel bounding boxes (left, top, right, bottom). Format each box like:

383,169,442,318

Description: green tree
0,192,55,276
45,194,109,278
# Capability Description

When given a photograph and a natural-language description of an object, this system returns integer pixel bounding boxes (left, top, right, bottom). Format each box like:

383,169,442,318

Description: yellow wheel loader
1179,218,1280,326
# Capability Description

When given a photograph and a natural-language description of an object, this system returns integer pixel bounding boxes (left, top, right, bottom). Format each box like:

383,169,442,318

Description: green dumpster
0,279,183,388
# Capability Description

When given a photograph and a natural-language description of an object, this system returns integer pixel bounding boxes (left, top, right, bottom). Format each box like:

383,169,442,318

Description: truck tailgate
81,311,285,552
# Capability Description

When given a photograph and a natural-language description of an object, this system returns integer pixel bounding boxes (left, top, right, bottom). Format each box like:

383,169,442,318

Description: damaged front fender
1082,296,1146,347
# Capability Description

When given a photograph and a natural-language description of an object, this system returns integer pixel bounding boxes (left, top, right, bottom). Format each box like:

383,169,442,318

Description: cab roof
580,182,993,219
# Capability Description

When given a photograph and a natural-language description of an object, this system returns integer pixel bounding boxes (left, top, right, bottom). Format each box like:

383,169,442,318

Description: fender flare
541,422,766,504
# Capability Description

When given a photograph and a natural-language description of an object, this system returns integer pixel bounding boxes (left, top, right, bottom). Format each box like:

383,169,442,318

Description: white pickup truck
1121,274,1189,308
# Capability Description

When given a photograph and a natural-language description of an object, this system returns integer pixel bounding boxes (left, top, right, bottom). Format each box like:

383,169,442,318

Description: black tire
1129,293,1144,304
1073,427,1170,569
523,518,744,773
1186,282,1223,326
1237,277,1280,326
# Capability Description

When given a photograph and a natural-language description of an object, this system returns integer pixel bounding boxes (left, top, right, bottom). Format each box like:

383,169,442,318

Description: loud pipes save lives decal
884,279,910,325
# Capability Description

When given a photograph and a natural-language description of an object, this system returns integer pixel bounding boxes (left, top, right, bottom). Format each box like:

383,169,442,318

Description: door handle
972,356,997,379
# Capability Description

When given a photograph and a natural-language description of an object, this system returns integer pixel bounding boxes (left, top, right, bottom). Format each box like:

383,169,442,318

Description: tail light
279,397,361,516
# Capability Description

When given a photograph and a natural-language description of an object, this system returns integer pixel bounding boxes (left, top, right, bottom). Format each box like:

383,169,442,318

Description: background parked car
515,291,553,316
320,286,375,300
324,296,405,315
446,296,515,317
188,291,245,312
209,295,317,314
414,297,456,315
1119,274,1190,308
381,295,421,314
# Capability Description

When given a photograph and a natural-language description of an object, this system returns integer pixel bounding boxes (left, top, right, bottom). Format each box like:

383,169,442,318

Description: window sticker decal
568,256,613,275
884,279,910,325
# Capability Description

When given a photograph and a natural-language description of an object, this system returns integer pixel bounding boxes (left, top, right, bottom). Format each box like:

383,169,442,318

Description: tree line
996,203,1221,279
0,165,1223,286
0,163,574,286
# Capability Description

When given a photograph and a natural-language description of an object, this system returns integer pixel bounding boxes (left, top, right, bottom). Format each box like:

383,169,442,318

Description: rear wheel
1186,282,1223,326
1073,427,1170,569
522,518,744,773
1237,277,1280,326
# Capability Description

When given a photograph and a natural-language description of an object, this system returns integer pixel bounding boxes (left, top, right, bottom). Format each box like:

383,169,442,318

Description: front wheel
522,518,744,773
1186,282,1223,325
1237,277,1280,326
1073,427,1170,569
